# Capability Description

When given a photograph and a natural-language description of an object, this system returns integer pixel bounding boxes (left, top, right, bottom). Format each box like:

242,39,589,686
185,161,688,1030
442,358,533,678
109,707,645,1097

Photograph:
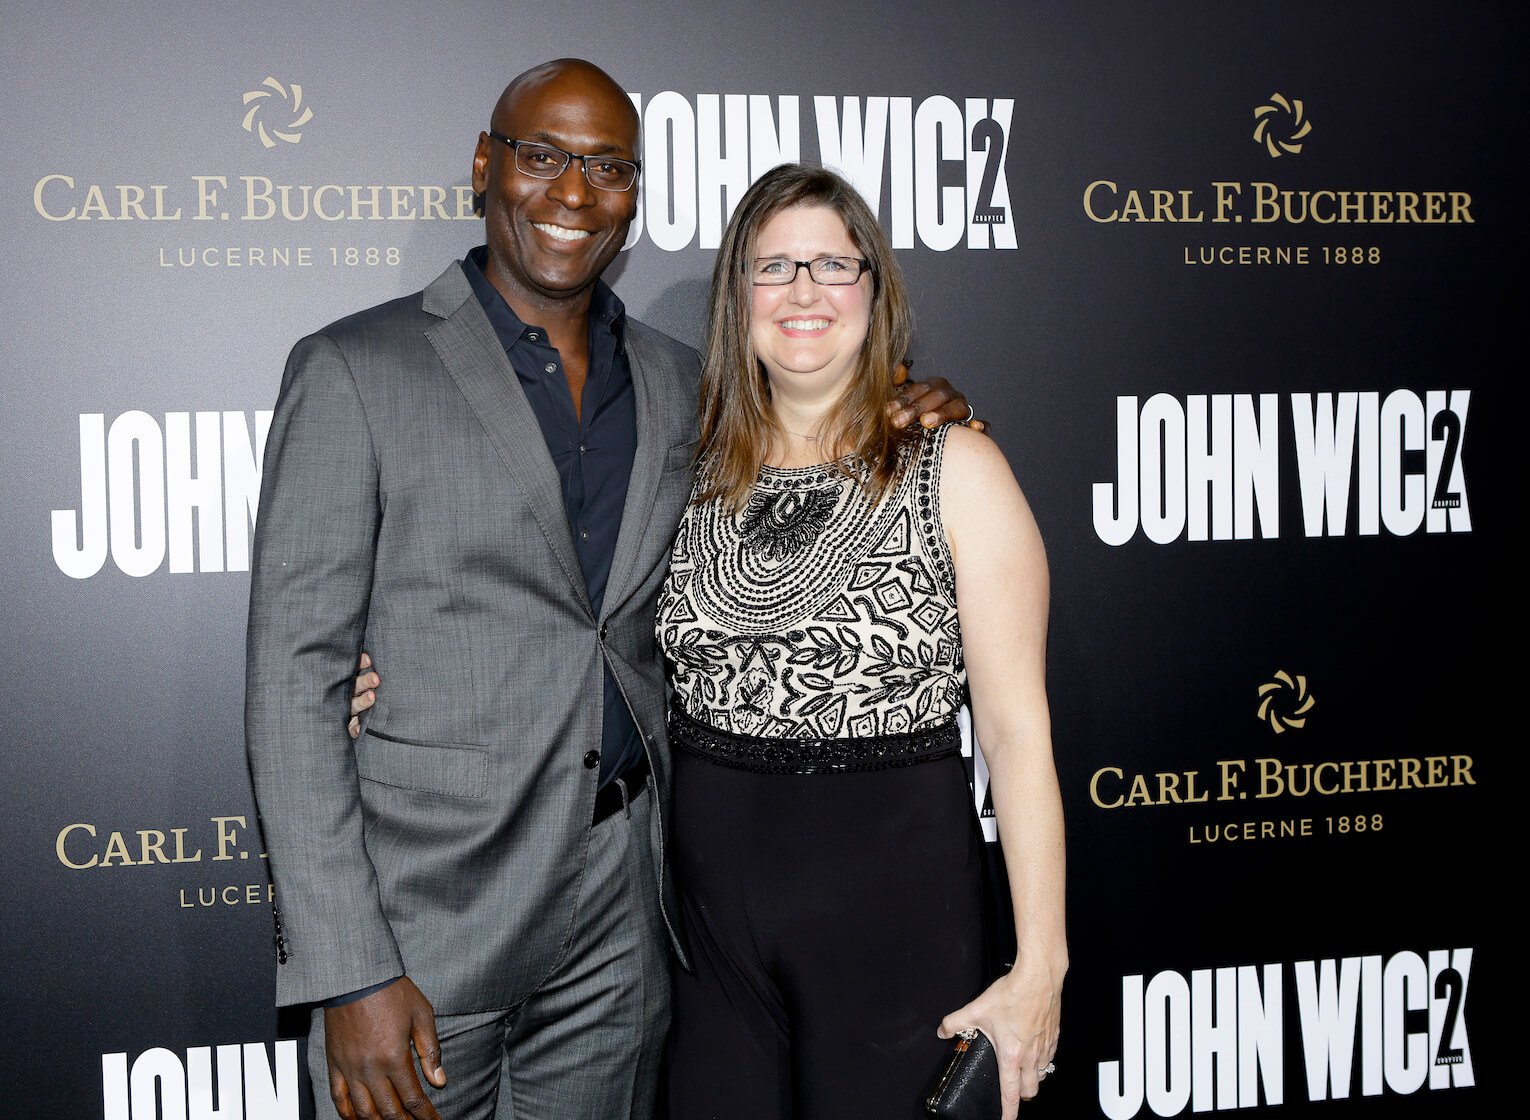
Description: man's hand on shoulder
888,363,989,433
324,976,445,1120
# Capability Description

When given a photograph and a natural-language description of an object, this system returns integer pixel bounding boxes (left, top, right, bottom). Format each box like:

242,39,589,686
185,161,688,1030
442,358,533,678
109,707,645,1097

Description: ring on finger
1038,1061,1056,1076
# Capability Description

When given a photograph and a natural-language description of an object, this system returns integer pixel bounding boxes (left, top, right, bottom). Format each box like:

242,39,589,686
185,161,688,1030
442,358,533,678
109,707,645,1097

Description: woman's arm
936,424,1067,1119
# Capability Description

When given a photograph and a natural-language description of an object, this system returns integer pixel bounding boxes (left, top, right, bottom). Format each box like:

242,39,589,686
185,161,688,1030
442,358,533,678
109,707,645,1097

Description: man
245,58,970,1120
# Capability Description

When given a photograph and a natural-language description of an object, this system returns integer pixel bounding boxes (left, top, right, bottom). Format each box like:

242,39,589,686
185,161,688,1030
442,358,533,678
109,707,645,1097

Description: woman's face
748,204,872,402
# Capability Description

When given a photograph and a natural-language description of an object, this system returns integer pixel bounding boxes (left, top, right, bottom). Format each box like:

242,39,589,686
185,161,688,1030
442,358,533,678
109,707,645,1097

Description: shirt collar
461,245,627,352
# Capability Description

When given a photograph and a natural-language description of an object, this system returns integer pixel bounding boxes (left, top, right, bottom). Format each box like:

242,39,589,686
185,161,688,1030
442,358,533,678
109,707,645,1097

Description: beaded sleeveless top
657,424,964,740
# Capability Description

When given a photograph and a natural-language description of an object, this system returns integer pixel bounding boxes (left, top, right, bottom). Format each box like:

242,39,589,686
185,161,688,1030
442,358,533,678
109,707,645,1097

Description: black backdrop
2,2,1512,1116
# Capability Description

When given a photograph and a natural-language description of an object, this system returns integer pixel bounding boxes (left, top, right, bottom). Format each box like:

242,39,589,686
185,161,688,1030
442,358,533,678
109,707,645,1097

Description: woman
656,163,1064,1120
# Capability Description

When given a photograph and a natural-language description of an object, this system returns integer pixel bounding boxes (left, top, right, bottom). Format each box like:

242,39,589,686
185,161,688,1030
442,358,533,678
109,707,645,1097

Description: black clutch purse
924,1028,1002,1118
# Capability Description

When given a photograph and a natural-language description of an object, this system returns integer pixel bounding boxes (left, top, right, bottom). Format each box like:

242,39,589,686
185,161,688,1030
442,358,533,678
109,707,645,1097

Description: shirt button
578,444,586,454
583,750,600,769
580,528,589,541
544,363,557,374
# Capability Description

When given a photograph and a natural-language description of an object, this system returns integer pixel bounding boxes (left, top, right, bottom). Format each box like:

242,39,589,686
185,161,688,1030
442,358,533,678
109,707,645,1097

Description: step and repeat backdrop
1,1,1510,1116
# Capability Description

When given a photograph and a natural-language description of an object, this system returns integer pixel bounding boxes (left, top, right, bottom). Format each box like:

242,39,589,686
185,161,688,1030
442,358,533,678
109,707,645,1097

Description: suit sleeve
244,331,404,1006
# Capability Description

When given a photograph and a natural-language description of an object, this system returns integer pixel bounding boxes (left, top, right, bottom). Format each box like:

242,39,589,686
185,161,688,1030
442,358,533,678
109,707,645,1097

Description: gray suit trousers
307,788,670,1120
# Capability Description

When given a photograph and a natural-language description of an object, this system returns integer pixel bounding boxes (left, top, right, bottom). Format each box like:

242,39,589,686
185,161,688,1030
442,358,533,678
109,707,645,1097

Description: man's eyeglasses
488,131,641,193
749,256,873,286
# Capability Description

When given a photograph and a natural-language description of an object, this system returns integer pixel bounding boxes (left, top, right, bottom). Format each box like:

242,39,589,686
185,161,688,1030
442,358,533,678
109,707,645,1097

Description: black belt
592,755,650,826
669,705,960,774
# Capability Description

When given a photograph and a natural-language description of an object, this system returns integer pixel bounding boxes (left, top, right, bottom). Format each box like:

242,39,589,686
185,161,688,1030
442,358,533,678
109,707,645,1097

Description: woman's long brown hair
695,163,916,510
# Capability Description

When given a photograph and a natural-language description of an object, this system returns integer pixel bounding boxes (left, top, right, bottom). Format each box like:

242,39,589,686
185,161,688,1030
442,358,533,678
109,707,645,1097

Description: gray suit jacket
245,262,698,1012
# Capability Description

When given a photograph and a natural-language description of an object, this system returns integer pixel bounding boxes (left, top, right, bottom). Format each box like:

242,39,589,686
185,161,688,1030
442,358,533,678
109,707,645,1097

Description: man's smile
532,221,593,242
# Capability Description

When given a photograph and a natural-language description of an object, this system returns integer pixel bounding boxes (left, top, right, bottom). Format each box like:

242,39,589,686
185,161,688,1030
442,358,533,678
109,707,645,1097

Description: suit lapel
602,331,670,616
422,265,593,618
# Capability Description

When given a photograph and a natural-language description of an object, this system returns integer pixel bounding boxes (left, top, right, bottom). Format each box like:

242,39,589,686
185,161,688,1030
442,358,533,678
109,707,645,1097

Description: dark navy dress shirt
463,246,645,791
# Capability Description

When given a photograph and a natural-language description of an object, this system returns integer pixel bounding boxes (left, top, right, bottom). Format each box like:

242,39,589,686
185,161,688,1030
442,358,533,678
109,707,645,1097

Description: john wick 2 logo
1098,948,1474,1117
103,1040,298,1120
1092,390,1470,544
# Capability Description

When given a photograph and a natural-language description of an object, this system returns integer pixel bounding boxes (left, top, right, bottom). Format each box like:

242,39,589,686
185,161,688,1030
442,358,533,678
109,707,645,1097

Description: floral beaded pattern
657,425,963,739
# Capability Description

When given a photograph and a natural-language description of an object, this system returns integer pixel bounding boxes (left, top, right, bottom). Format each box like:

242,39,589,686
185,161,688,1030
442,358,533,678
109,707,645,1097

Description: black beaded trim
914,424,957,601
670,705,960,774
754,454,872,492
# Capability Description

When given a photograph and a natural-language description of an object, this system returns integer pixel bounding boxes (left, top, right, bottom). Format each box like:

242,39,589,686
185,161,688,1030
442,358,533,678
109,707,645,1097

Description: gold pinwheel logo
1252,93,1311,158
1257,670,1314,733
242,78,313,148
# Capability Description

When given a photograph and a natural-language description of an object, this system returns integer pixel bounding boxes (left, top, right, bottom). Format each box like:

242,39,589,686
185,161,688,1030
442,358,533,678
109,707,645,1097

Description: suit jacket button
583,750,600,769
598,622,608,640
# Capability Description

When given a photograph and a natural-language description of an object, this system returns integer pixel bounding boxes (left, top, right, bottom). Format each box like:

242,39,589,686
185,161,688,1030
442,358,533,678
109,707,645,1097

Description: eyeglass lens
750,257,868,285
514,142,637,191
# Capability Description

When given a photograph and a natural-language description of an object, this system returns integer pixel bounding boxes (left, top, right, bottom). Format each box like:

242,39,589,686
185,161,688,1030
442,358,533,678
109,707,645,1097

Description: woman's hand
348,651,378,740
938,961,1064,1118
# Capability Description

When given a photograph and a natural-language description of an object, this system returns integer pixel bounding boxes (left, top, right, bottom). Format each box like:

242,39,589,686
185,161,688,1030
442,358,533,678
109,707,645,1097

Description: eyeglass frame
486,131,643,193
748,256,874,286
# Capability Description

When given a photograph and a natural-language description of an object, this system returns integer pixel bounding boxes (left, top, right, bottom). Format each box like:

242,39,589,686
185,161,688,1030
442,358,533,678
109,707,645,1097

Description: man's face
472,67,640,311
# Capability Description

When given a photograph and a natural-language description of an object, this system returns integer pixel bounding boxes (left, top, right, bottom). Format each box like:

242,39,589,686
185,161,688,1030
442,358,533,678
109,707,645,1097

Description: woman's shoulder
934,422,1030,529
934,424,1046,583
928,421,1012,484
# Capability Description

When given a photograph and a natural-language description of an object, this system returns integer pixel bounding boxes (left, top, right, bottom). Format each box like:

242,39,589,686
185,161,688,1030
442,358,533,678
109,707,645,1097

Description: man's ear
471,132,492,194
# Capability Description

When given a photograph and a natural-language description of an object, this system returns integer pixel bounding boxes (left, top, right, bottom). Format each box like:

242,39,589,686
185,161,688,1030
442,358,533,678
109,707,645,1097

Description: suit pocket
357,729,488,798
665,438,699,473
